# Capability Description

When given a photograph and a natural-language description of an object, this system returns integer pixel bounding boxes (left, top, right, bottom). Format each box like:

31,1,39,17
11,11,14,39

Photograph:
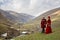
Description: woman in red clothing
45,16,52,34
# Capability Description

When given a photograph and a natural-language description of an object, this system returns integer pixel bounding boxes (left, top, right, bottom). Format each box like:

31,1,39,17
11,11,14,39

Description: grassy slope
20,10,60,31
0,12,14,35
0,13,9,34
14,18,60,40
14,26,60,40
13,8,60,40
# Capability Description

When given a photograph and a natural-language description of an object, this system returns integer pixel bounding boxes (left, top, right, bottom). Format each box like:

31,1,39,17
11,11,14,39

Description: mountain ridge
0,9,34,23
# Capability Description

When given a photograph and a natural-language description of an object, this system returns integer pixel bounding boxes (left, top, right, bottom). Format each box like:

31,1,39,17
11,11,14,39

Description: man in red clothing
41,17,47,33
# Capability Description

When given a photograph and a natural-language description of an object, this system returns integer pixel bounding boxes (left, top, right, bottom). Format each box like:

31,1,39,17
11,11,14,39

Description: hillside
0,9,34,23
14,26,60,40
34,7,60,22
13,7,60,40
33,7,60,27
0,12,9,35
0,11,21,39
0,9,35,32
8,11,34,23
22,7,60,31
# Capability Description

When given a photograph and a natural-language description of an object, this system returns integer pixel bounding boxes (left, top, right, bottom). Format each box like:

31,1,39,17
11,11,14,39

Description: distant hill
34,7,60,21
34,7,60,28
0,12,9,35
34,7,60,24
8,11,34,23
23,7,60,31
0,10,20,36
0,9,34,23
0,9,34,35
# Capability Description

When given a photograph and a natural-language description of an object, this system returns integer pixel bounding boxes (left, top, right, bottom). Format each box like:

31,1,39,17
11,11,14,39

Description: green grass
0,24,8,34
13,26,60,40
0,38,4,40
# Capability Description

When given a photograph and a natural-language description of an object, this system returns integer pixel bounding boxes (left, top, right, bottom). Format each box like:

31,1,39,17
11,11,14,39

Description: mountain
34,7,60,23
23,7,60,31
0,11,9,35
0,9,16,23
0,10,12,26
0,10,34,23
0,9,35,34
8,11,34,23
34,7,60,20
34,7,60,28
0,10,20,37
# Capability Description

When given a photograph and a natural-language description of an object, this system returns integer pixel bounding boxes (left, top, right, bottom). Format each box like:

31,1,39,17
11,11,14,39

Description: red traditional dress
46,16,52,34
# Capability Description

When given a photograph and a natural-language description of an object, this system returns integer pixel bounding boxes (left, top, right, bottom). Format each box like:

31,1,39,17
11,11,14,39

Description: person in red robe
41,17,47,33
45,16,52,34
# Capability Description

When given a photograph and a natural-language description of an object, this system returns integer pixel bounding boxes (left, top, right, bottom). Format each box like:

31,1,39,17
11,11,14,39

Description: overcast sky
0,0,60,17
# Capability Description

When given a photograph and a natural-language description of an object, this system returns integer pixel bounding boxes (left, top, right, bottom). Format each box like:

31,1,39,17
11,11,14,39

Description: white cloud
29,0,37,9
0,0,60,16
0,0,4,2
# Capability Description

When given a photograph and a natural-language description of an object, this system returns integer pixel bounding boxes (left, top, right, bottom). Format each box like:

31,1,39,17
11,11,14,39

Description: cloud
0,0,60,16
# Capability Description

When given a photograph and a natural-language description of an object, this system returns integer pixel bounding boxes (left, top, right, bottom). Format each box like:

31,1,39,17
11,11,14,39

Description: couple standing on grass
41,16,52,34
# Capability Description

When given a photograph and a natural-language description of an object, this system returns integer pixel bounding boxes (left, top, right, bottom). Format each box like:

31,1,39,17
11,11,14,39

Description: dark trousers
42,28,45,33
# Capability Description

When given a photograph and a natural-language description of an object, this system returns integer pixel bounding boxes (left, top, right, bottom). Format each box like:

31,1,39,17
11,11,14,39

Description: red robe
45,19,52,34
41,19,46,28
